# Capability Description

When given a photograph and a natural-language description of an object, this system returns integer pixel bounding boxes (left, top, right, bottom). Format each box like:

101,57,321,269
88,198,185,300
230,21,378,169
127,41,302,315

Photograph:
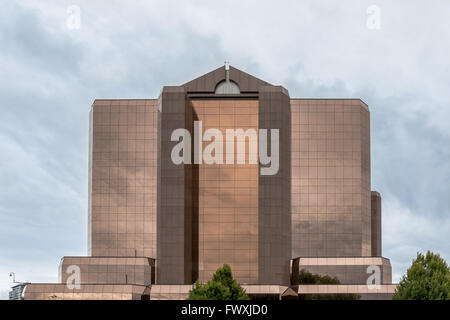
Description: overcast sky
1,0,449,299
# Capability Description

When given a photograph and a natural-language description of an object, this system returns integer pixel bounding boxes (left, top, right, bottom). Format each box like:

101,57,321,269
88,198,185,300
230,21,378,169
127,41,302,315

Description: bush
188,264,249,300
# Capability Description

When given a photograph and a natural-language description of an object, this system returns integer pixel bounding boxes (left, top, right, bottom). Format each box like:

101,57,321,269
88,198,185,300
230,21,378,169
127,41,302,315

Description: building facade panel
371,191,382,256
259,86,291,284
59,256,155,286
291,99,372,258
191,99,260,284
295,257,391,285
157,87,193,284
23,284,150,300
89,99,158,258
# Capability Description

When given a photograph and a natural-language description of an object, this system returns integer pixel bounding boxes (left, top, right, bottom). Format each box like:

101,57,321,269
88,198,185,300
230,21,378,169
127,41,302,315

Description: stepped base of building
23,283,397,300
22,255,396,300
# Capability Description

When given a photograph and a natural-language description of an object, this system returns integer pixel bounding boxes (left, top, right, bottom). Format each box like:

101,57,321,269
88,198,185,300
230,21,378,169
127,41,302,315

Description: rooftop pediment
182,65,271,93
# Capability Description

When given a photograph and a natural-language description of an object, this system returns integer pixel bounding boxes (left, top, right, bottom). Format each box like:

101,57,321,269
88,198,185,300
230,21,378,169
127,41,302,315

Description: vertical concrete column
157,86,193,284
258,86,291,284
88,107,93,256
360,104,372,256
371,191,382,256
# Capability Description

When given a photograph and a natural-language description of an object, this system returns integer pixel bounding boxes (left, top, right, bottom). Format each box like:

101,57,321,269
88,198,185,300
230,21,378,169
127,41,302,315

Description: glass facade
89,100,158,258
23,65,393,300
291,99,371,258
192,99,259,283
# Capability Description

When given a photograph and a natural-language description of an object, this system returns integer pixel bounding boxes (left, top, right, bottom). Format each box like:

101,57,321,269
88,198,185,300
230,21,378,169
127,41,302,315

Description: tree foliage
298,269,340,285
297,269,359,300
393,251,450,300
188,264,249,300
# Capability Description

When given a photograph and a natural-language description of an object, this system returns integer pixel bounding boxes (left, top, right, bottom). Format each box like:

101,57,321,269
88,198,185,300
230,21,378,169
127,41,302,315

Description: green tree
298,269,340,285
188,264,249,300
393,251,450,300
297,269,359,300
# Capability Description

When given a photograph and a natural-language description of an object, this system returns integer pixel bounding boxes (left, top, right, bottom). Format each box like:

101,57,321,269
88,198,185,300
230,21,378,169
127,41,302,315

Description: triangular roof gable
182,65,272,93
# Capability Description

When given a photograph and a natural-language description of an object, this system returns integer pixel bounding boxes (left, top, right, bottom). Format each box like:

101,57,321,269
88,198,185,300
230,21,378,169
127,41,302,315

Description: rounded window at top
215,80,240,94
